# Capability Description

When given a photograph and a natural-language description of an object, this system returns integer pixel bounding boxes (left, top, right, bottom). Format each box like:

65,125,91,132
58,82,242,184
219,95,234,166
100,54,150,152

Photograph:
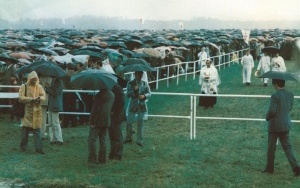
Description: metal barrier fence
151,92,300,140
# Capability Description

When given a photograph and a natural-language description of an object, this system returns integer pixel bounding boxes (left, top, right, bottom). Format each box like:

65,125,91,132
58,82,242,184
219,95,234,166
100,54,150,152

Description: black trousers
266,131,299,171
88,126,108,164
109,118,123,160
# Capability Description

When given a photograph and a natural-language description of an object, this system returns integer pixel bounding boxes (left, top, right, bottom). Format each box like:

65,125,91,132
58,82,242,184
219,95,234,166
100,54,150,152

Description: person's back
266,88,293,132
90,89,114,127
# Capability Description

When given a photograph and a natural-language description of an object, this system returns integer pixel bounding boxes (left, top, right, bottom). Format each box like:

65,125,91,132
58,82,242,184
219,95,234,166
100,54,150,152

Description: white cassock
199,66,221,94
257,55,271,83
241,54,254,83
271,56,286,72
197,51,208,69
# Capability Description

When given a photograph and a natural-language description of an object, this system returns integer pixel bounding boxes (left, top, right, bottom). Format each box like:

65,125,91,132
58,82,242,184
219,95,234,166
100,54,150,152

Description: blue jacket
266,89,294,132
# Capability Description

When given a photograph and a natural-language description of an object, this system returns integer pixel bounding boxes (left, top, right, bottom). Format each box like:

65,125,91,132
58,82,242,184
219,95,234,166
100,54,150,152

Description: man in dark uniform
261,79,300,176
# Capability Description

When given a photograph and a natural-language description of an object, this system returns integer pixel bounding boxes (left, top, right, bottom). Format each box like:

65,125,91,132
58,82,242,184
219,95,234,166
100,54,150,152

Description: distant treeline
0,15,300,30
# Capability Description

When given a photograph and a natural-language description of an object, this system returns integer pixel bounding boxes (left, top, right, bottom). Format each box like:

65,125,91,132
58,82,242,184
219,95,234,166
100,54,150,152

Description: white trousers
242,66,252,84
48,111,63,142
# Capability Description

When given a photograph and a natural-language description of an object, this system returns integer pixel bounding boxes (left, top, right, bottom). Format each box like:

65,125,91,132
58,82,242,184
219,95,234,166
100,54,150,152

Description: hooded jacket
18,71,46,129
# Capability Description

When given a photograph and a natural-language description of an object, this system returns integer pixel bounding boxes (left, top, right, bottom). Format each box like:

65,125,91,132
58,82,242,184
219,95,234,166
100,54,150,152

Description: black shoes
124,139,132,144
263,83,268,87
261,169,274,174
50,141,63,145
36,150,45,154
293,167,300,177
137,143,143,147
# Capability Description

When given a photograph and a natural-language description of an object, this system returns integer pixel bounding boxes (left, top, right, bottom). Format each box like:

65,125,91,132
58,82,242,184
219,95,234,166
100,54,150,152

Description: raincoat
18,71,46,129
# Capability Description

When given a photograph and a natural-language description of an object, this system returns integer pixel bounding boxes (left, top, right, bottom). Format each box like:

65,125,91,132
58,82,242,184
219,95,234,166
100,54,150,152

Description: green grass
0,61,300,187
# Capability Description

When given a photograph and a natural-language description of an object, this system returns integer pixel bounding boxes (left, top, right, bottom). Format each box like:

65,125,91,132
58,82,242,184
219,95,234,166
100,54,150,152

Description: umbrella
79,46,103,53
261,46,280,54
0,53,19,63
122,58,150,66
70,69,118,90
259,71,298,81
109,42,127,49
135,48,161,58
9,52,32,60
121,64,156,72
27,60,67,77
16,65,30,76
34,48,59,56
70,50,105,59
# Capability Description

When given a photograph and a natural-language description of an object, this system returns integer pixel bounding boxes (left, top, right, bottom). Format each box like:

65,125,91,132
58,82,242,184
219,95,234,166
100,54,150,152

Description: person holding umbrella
88,89,114,164
255,51,271,87
261,77,300,176
109,84,126,160
272,52,286,72
124,71,151,147
45,76,64,145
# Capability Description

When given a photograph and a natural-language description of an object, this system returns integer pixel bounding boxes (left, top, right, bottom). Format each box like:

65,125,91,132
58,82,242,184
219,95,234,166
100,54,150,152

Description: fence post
193,95,197,139
190,95,193,140
156,67,159,90
176,63,180,85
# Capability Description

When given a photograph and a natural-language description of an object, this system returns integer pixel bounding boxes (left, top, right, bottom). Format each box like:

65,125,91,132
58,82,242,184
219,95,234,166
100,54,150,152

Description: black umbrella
121,64,156,72
122,58,150,66
70,69,119,90
0,53,19,63
27,60,67,77
16,65,30,76
259,71,298,81
109,42,127,49
70,50,105,59
261,46,280,54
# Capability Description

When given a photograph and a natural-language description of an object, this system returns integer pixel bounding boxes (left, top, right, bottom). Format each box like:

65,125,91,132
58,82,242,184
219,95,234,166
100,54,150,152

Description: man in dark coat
88,89,114,164
261,79,300,176
109,84,126,160
45,77,64,145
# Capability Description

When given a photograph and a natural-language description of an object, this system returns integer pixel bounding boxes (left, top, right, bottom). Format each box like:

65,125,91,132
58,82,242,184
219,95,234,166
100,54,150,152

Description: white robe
257,55,271,84
199,66,221,94
241,54,254,83
271,56,286,72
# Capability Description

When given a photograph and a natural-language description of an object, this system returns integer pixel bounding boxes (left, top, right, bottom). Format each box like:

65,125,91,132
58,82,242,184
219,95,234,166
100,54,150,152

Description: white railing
1,90,300,140
123,48,248,89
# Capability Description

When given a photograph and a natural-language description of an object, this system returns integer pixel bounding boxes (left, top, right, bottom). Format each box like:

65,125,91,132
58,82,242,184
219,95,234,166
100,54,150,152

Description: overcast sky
1,0,300,22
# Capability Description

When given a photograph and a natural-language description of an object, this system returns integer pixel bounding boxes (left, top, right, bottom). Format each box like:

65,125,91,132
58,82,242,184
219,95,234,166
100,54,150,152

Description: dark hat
0,53,19,63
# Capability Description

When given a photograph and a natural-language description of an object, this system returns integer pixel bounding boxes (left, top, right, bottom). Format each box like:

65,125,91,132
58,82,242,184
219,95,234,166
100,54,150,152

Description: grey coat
46,78,63,112
266,89,294,132
90,89,115,128
127,79,151,113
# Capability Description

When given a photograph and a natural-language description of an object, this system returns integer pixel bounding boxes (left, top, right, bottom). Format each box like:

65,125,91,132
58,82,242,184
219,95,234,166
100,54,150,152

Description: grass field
0,61,300,187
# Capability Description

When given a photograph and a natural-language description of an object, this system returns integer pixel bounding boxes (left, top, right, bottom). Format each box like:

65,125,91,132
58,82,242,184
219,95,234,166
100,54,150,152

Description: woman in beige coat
19,71,46,154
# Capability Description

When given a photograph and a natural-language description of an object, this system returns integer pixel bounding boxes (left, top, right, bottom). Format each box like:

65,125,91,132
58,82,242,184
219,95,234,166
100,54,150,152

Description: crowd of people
0,29,299,175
